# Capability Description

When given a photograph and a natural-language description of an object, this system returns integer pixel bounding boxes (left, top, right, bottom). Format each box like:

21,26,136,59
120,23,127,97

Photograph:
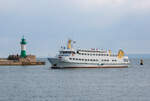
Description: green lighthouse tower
20,36,27,58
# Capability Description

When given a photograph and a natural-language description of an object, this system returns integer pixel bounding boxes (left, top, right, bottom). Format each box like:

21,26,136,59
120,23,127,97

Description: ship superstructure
48,40,130,68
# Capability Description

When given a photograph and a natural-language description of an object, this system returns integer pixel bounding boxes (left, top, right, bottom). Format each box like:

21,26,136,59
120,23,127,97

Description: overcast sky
0,0,150,57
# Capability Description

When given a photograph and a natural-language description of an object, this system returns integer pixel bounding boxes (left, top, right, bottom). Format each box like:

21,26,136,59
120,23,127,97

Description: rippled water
0,58,150,101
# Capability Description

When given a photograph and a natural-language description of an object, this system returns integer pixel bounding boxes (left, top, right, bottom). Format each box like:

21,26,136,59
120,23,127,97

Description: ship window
102,59,109,61
112,60,117,62
61,51,75,54
94,59,97,61
82,59,84,61
73,58,75,60
85,59,87,61
90,59,92,61
63,51,66,54
76,58,78,60
123,59,128,62
69,58,72,60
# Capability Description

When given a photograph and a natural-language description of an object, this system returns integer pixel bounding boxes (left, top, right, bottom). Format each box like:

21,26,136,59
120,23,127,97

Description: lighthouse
20,36,27,58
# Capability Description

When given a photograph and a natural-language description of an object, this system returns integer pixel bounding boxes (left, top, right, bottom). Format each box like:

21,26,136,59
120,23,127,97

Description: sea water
0,58,150,101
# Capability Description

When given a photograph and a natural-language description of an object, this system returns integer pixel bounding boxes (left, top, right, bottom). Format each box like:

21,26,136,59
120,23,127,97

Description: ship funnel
117,49,124,59
109,50,111,56
67,40,72,49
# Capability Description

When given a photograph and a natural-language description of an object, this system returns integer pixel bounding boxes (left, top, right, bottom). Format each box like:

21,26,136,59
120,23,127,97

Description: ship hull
48,58,129,69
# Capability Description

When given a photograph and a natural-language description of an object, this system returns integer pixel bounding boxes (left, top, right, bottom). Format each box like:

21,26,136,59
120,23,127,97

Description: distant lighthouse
20,36,27,58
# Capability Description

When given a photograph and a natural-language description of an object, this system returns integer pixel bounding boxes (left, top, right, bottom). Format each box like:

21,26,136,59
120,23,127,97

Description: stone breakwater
0,55,45,66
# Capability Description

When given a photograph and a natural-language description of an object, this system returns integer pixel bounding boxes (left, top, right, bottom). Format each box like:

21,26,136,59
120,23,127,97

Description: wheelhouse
60,51,75,54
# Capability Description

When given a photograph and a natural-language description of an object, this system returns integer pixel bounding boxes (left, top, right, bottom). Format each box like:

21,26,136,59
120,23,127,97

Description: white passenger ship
48,40,130,68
